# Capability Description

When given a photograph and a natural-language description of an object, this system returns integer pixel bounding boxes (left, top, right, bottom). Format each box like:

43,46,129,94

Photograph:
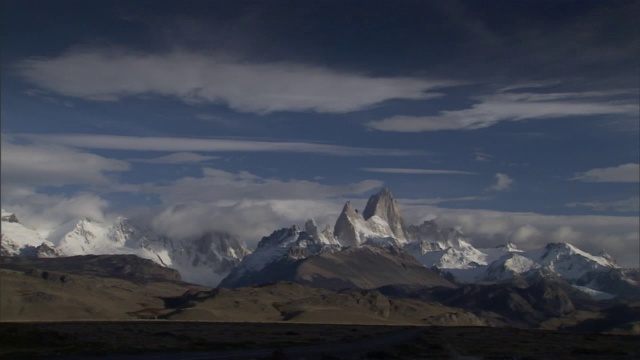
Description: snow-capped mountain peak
483,252,541,281
362,188,406,241
58,218,114,255
222,225,341,286
1,209,59,258
304,219,338,245
333,189,409,247
404,220,488,271
244,225,338,272
2,211,250,286
523,242,619,280
496,241,521,252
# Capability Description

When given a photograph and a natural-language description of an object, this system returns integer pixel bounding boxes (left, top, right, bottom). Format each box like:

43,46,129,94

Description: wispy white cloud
135,167,383,204
497,81,562,93
2,191,111,241
397,196,491,205
0,136,128,240
367,89,639,132
17,48,453,114
567,197,640,213
487,173,514,191
22,133,424,157
130,168,383,242
129,152,220,164
473,148,493,162
571,163,639,183
149,199,344,244
360,167,477,175
0,136,129,187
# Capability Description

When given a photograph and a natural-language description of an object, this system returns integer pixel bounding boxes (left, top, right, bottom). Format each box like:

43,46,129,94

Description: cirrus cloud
571,163,640,183
360,167,477,175
367,89,639,132
17,48,454,114
22,133,425,157
129,152,220,164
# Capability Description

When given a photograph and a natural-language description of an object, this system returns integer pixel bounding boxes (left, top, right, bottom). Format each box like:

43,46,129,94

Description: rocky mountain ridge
2,188,637,299
1,210,249,286
220,188,635,299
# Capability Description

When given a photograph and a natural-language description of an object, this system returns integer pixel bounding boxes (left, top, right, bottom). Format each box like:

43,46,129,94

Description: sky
1,0,639,267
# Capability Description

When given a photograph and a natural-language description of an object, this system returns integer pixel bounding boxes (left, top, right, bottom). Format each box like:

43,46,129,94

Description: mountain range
2,189,638,299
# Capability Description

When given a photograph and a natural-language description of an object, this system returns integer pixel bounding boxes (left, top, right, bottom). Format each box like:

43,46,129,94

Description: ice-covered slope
2,211,249,286
522,242,619,281
405,221,490,269
401,218,621,291
440,242,621,288
58,217,173,264
155,231,251,286
482,253,541,281
1,209,60,258
221,224,340,286
57,217,250,286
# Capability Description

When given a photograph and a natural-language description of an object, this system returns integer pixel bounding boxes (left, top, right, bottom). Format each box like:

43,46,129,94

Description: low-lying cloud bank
367,89,639,132
400,203,639,268
4,188,638,268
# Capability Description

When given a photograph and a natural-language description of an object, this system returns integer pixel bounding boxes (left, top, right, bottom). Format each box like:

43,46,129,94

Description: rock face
333,201,361,248
362,188,406,241
333,189,407,247
304,219,339,245
162,232,251,286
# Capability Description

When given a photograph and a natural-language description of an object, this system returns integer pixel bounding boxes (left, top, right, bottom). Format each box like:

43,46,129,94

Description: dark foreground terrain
1,321,639,359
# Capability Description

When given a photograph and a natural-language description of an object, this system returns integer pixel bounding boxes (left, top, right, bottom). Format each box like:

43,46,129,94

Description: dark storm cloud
127,0,638,87
7,1,637,89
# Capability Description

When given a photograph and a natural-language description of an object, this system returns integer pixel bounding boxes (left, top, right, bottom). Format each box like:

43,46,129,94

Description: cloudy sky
2,0,638,266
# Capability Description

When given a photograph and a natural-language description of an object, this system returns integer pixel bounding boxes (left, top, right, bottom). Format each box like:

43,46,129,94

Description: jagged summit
333,201,360,247
1,212,250,286
362,188,406,240
333,188,410,248
3,191,632,297
495,241,521,252
1,209,19,223
304,219,338,245
220,225,341,287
